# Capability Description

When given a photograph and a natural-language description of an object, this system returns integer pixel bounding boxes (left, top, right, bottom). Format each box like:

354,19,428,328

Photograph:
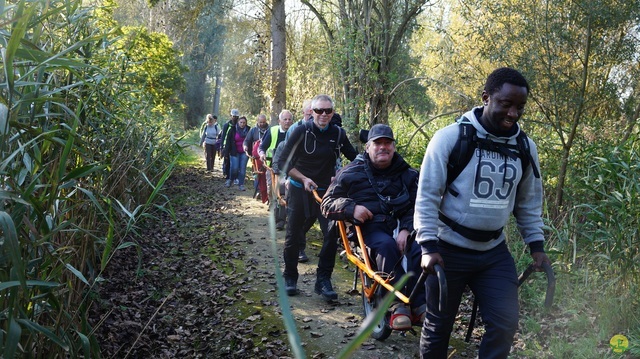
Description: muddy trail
88,154,491,358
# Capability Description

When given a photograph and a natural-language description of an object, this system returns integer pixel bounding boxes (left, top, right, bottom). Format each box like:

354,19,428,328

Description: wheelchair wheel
361,275,392,341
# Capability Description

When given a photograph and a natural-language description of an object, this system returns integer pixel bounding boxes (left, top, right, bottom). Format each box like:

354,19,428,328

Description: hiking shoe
224,179,231,187
284,278,297,296
233,179,239,185
390,303,412,331
238,185,246,191
314,278,338,301
298,250,309,263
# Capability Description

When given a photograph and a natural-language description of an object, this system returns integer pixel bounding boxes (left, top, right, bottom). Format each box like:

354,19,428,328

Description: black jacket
321,152,418,232
277,121,357,189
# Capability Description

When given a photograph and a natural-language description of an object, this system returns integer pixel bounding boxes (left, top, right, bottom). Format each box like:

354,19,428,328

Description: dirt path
89,151,482,358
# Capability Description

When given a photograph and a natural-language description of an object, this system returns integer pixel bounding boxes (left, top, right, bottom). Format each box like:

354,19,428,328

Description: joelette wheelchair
335,219,446,340
312,190,555,342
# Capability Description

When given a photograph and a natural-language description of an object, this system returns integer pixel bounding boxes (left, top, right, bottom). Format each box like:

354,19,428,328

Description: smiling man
321,124,424,330
276,94,357,300
414,67,551,359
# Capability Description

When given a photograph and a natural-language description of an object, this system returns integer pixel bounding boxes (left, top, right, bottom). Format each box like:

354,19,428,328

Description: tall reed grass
1,0,183,356
566,144,640,291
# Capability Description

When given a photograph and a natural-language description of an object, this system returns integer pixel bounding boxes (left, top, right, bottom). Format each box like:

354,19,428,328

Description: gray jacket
414,106,544,252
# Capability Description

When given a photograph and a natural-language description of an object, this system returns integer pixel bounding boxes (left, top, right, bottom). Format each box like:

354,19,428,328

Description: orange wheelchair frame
312,190,447,340
335,219,448,340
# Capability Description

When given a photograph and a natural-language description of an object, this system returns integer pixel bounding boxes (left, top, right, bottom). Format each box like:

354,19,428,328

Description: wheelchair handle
465,261,555,342
518,262,556,309
311,188,322,203
409,263,447,312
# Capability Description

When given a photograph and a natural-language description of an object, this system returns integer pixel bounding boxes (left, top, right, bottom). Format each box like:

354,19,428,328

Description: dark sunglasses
312,108,334,115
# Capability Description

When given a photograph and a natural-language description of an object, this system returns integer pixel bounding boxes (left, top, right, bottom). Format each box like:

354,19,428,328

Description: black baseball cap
367,124,395,141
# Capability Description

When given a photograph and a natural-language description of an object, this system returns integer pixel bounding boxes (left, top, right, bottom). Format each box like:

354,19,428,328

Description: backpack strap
447,118,540,192
446,118,476,190
335,126,343,157
515,130,540,178
200,121,207,137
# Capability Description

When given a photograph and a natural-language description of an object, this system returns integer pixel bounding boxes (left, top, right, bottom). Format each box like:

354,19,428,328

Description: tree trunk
270,0,286,125
553,17,592,217
213,75,222,117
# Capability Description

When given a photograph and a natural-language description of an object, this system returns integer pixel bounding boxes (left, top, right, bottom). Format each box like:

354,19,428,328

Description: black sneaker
276,221,285,231
314,278,338,301
284,278,297,296
298,250,309,263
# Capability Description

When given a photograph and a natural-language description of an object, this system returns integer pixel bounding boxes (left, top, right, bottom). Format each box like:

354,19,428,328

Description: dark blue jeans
283,185,335,281
420,241,519,359
361,222,426,309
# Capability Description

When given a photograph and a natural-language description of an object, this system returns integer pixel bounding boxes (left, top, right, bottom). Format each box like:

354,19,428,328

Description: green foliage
217,16,270,119
299,0,432,128
414,0,640,213
0,0,185,355
176,1,229,127
571,143,640,289
525,138,640,358
110,26,187,116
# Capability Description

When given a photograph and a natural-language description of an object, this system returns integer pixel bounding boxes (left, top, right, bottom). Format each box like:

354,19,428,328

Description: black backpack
446,117,540,189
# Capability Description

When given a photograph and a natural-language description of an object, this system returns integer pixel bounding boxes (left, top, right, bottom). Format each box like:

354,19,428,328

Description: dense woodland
1,0,640,357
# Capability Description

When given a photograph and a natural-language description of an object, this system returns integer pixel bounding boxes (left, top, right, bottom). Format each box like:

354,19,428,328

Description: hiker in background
200,114,220,172
245,114,270,203
224,116,251,191
284,99,313,142
321,124,425,331
276,94,357,300
221,109,241,180
259,110,293,230
278,100,318,257
414,67,551,359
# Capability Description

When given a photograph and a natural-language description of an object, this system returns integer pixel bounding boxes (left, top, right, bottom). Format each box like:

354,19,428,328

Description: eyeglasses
312,108,334,115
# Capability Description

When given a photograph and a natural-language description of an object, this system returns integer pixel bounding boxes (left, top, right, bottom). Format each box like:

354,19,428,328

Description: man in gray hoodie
414,67,551,359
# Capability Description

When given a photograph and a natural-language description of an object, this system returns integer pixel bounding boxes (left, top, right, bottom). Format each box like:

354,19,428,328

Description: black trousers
283,185,336,281
204,144,216,171
222,156,230,179
420,241,518,359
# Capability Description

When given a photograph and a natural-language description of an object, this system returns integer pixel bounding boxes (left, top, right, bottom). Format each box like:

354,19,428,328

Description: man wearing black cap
321,124,425,330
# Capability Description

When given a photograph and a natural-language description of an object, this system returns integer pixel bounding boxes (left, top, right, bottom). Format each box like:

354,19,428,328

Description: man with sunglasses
277,94,358,300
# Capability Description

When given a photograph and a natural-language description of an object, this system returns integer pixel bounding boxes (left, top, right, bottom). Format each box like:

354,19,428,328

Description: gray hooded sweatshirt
414,106,544,253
